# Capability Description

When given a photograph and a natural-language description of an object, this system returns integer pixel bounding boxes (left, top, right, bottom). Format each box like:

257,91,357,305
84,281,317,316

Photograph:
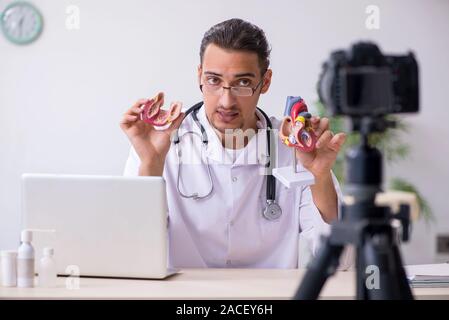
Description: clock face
1,2,43,45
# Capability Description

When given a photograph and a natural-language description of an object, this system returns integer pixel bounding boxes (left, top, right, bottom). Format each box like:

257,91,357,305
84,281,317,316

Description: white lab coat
123,105,345,269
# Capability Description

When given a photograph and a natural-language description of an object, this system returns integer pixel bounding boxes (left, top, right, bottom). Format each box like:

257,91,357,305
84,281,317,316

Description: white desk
1,268,449,299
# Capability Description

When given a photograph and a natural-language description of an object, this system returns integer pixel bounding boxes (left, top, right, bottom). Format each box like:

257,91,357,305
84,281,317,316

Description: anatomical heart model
140,92,182,128
272,96,317,188
279,96,317,153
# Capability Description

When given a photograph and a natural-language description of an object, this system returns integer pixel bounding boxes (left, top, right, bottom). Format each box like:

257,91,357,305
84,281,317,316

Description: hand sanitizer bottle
39,247,57,288
17,228,56,288
17,230,35,288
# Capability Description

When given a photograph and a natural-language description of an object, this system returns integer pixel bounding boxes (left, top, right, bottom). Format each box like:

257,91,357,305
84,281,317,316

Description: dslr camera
318,42,419,117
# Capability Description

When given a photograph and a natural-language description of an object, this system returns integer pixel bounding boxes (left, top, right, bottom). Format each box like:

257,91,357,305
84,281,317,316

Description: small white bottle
1,250,18,287
17,230,35,288
39,247,57,288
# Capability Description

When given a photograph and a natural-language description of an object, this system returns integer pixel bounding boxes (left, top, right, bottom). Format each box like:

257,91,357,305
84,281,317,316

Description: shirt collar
196,105,270,166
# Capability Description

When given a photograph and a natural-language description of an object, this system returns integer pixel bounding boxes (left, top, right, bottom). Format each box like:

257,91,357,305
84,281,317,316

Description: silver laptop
21,173,176,279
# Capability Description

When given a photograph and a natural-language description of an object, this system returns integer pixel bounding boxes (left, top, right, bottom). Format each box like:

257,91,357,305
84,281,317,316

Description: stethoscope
172,102,282,221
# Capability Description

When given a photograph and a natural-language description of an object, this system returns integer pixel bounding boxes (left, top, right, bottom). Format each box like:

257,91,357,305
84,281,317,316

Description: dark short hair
199,18,271,76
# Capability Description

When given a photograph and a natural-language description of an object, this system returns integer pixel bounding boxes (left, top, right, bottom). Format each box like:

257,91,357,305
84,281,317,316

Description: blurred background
1,0,448,265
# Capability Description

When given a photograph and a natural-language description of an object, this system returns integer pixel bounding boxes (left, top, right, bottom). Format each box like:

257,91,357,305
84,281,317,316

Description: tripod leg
391,242,414,299
361,232,414,300
361,234,397,299
294,236,344,300
355,246,367,299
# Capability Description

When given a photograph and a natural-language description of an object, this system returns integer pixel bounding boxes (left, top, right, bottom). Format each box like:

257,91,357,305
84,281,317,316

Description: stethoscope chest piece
263,201,282,221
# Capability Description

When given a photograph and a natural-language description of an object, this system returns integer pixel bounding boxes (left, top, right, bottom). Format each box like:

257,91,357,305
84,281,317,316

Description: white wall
1,0,448,264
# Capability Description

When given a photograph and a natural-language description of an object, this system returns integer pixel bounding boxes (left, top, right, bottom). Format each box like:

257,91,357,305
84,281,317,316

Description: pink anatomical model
140,92,182,127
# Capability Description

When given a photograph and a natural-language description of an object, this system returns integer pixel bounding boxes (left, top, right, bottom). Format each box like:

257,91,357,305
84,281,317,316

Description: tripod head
342,116,411,241
345,116,394,201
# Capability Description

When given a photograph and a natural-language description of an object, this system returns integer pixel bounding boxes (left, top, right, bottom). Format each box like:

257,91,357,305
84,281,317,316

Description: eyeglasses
200,76,265,97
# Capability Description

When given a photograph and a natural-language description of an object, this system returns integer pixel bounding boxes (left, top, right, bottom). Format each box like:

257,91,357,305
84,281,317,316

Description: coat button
232,177,238,182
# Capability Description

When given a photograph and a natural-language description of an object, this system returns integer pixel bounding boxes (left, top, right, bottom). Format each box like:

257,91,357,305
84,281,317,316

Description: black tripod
294,117,414,300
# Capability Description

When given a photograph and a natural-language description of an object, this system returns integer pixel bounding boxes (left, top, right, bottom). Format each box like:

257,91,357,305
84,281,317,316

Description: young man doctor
120,19,347,268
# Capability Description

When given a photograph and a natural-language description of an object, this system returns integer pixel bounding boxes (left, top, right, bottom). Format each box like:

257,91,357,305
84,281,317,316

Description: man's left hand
295,116,346,178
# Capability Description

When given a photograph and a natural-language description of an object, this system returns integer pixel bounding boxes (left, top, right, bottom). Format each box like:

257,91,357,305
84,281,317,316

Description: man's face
198,44,272,134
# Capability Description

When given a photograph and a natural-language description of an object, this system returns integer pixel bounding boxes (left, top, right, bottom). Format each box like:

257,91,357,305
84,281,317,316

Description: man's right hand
120,98,184,176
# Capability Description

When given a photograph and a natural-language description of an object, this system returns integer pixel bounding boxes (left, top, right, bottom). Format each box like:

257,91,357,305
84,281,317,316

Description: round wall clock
1,2,43,45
